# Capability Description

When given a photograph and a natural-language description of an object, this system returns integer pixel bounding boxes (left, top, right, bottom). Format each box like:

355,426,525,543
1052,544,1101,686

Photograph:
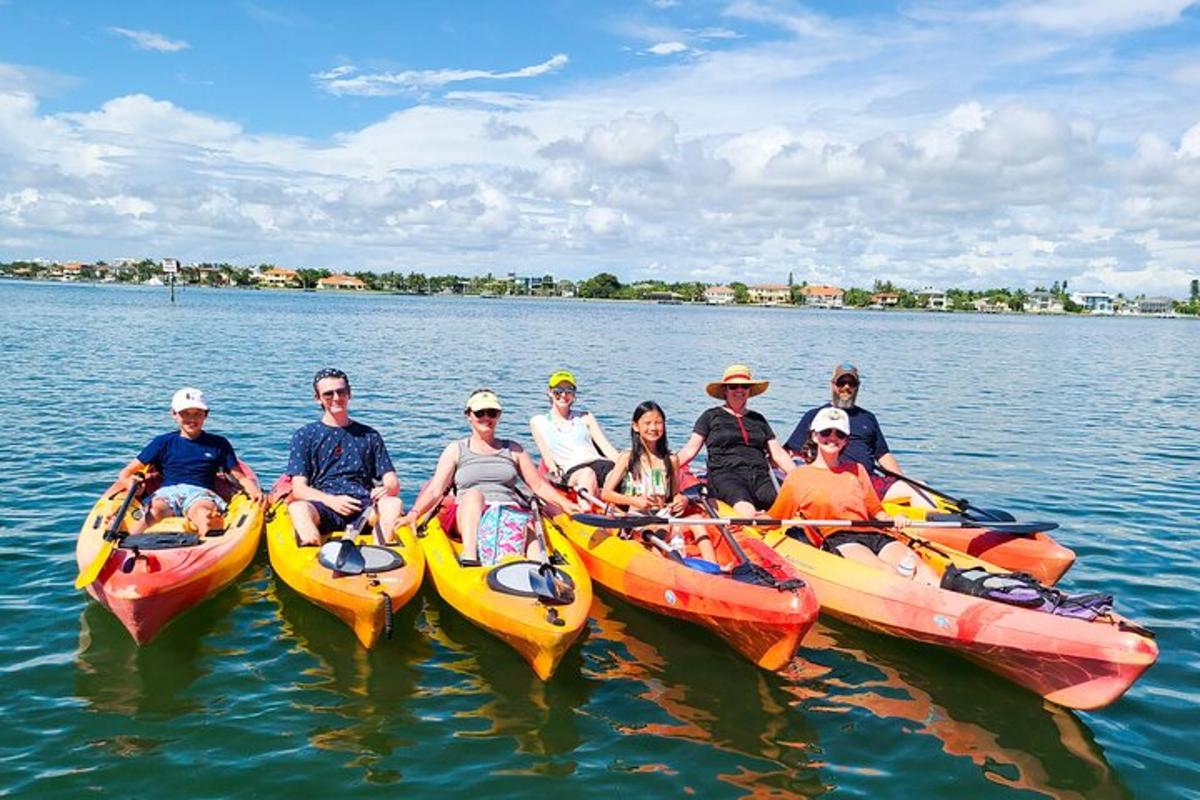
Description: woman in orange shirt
767,407,938,584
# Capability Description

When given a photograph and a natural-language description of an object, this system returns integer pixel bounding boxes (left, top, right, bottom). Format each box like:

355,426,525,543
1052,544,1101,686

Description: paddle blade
74,538,115,589
529,564,574,605
571,512,655,529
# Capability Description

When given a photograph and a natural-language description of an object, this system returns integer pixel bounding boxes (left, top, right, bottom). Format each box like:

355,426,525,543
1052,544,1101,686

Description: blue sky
3,0,1200,294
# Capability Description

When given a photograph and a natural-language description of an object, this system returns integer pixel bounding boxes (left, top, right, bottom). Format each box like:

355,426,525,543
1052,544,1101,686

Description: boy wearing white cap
116,387,261,535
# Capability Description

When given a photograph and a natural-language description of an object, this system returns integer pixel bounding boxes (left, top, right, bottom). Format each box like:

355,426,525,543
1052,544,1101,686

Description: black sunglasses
471,408,500,419
320,387,350,399
835,378,859,388
817,428,848,440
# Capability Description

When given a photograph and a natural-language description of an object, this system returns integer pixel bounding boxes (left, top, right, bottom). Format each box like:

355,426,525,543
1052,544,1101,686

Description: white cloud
313,54,569,97
983,0,1197,36
108,27,190,53
647,42,690,56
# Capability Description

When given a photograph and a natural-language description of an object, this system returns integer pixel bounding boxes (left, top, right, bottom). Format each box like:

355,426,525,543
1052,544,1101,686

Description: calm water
2,281,1197,798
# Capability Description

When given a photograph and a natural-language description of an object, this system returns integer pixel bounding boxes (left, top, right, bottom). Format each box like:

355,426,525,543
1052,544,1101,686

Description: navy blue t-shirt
784,404,890,470
286,420,395,501
137,431,238,490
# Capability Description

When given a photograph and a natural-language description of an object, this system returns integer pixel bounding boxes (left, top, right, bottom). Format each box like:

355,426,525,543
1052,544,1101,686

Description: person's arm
372,470,400,501
767,438,796,476
583,413,620,460
877,452,902,474
676,432,705,468
117,458,147,492
599,451,651,510
396,444,458,529
529,416,560,475
228,462,263,502
516,447,581,515
784,409,817,457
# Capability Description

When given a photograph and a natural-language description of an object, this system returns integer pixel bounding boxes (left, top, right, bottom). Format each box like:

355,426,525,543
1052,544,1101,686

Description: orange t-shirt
767,462,883,542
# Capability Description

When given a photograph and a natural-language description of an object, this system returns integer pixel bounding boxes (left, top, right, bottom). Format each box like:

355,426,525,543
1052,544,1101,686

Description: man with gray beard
784,363,933,508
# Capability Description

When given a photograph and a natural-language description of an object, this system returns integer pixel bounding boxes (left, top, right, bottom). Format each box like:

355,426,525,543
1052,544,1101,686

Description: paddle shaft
873,463,968,509
571,512,1043,531
74,477,142,589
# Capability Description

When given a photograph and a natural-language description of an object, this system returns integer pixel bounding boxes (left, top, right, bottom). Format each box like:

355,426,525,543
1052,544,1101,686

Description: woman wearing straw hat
677,364,796,517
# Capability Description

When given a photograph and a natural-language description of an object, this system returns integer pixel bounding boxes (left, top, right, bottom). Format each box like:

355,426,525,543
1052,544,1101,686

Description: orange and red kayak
744,514,1157,710
884,500,1076,585
75,467,264,645
549,513,818,670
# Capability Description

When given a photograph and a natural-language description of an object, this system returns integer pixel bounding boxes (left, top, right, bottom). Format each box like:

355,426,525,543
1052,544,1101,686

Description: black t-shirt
784,404,890,470
693,406,775,477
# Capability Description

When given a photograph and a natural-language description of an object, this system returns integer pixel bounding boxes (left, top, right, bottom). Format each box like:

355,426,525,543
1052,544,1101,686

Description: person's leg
833,541,893,572
130,496,169,534
689,525,718,562
883,480,937,510
375,495,403,544
524,517,545,561
455,489,485,562
878,540,939,585
288,500,323,546
186,499,223,535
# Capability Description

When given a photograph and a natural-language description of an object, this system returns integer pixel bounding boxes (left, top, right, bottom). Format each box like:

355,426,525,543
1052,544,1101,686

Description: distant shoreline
3,275,1195,320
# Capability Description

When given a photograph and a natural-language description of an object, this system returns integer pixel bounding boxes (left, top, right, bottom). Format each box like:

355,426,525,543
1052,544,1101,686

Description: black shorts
707,468,777,510
564,458,615,487
822,530,897,556
311,500,363,535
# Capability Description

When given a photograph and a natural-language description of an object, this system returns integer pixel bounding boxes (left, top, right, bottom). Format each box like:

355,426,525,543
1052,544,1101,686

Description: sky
2,0,1200,294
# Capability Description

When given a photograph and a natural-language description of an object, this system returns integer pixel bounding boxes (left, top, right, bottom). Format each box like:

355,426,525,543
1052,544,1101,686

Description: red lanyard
727,407,751,445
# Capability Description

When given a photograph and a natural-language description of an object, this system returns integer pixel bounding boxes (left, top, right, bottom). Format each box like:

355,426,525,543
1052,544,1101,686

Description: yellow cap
547,369,576,388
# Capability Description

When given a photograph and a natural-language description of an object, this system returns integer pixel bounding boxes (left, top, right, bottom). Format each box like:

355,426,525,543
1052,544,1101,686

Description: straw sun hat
705,364,769,399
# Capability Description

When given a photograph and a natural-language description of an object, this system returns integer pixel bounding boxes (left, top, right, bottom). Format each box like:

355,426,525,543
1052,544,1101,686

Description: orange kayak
550,513,818,670
738,510,1157,710
75,467,264,645
884,500,1075,585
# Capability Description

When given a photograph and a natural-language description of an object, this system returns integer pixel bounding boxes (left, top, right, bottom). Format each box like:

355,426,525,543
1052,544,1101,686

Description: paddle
570,512,1055,535
571,486,721,574
75,476,143,589
873,464,1018,523
528,497,575,604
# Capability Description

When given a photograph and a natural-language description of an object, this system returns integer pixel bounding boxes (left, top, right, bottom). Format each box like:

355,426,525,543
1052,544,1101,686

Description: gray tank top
455,438,525,506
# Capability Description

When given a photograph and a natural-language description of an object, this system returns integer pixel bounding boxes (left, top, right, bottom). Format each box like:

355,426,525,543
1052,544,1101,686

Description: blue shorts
151,484,227,517
310,500,367,535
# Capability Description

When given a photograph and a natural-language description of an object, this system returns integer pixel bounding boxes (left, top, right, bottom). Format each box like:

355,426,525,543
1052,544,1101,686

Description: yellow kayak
418,514,592,680
265,498,424,649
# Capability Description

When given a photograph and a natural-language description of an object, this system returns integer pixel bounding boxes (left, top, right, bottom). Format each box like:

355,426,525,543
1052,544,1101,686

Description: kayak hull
744,516,1156,710
265,499,424,649
551,514,818,670
76,480,264,645
884,501,1076,585
419,515,591,680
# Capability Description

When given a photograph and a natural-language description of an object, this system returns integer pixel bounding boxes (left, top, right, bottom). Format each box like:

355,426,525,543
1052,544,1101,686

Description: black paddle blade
572,512,656,529
963,520,1059,534
529,564,574,605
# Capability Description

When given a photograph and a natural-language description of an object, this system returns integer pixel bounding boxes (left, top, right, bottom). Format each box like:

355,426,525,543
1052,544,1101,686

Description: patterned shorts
151,484,227,517
477,504,531,566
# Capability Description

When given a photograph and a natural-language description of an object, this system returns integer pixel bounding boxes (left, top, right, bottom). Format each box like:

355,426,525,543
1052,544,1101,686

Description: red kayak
75,466,264,645
550,513,819,670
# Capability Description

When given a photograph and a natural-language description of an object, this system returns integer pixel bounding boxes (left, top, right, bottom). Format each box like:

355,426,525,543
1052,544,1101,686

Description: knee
287,500,316,523
569,468,597,488
377,496,402,516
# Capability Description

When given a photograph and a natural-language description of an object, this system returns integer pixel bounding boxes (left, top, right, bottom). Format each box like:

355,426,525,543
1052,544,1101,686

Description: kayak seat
486,560,576,598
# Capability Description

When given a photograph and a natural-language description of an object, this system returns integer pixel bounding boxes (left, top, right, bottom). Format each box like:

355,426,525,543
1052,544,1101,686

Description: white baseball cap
812,406,850,435
171,387,209,412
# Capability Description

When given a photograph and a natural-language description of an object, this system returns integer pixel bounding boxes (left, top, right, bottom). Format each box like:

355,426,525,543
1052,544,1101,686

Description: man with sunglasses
784,363,930,506
286,368,403,546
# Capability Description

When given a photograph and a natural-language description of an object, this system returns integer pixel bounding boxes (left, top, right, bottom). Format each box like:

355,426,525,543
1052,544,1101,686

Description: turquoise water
2,281,1197,798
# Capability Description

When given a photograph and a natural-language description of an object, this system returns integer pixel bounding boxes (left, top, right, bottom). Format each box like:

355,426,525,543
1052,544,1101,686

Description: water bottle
896,551,917,579
668,533,686,554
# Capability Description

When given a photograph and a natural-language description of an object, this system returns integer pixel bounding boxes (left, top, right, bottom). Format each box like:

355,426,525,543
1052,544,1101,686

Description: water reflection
786,623,1130,800
585,594,827,797
74,582,246,718
269,575,430,785
419,593,589,769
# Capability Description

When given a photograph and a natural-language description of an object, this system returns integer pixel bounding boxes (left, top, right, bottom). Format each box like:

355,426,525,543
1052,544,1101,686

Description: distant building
1071,291,1115,314
747,284,790,305
61,262,87,281
1024,291,1064,314
257,267,301,289
317,273,368,291
916,287,948,310
508,272,554,293
1138,296,1174,315
973,297,1008,313
870,291,901,308
704,285,735,305
800,284,845,308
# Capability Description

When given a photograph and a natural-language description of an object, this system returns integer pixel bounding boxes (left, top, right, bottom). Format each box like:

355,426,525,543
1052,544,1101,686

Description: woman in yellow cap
399,389,580,566
677,364,796,517
530,369,619,503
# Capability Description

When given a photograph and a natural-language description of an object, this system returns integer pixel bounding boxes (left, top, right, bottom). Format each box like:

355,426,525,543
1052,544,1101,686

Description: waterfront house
973,297,1008,313
61,262,87,281
917,287,948,310
1071,291,1115,314
801,284,845,308
317,273,368,291
1024,291,1064,313
747,284,790,305
256,267,301,289
1138,296,1175,315
704,285,735,305
870,291,901,308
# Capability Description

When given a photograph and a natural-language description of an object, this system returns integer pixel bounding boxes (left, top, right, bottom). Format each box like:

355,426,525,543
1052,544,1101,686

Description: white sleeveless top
530,413,598,471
